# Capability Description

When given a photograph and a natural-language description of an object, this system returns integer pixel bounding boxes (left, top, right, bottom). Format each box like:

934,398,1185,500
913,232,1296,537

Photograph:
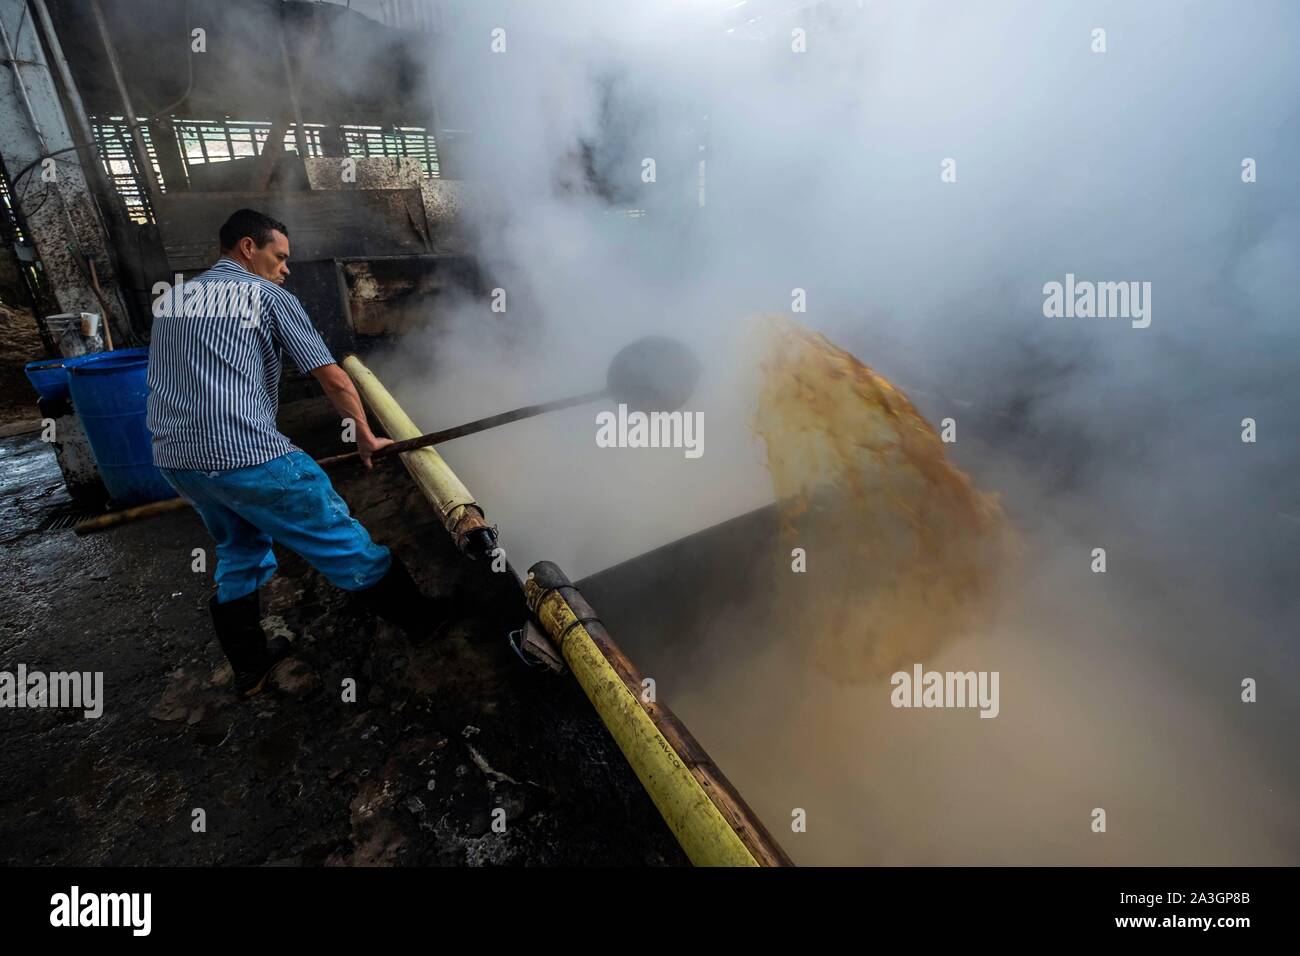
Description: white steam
365,0,1299,864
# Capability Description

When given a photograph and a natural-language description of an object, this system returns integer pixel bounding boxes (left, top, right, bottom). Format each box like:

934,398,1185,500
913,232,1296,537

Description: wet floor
0,398,687,866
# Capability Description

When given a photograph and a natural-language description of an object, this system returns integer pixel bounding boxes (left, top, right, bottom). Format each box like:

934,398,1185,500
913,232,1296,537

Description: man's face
240,230,290,284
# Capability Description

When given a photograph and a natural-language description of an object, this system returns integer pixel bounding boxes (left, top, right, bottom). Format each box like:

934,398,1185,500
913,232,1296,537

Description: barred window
89,116,162,223
341,125,440,178
88,117,441,223
172,120,328,165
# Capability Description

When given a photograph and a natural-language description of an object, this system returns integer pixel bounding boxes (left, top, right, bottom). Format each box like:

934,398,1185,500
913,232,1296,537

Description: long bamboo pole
341,353,494,555
526,561,791,867
347,359,775,866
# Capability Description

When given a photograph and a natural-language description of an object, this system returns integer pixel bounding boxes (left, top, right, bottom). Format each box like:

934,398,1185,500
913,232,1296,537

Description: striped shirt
147,257,336,470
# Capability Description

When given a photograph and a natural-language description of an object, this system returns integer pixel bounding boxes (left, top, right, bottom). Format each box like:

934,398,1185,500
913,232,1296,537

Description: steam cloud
368,0,1299,864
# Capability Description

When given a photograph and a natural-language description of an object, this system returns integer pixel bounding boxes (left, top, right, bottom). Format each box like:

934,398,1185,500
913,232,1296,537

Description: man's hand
357,431,395,469
311,363,392,468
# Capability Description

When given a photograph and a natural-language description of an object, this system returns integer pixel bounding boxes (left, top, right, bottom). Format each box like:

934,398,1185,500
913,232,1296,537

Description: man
148,208,448,699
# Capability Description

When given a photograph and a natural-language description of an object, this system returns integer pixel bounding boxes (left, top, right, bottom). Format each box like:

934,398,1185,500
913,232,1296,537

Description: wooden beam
154,189,433,271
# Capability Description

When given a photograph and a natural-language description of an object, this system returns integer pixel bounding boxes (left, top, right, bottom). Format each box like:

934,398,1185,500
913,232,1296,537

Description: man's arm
311,363,394,468
265,285,391,467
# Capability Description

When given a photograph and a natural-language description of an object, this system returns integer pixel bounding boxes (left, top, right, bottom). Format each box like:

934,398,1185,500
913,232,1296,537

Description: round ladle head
606,335,703,413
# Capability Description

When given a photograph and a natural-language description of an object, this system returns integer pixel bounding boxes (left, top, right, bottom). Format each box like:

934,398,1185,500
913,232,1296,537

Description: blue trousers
160,450,391,604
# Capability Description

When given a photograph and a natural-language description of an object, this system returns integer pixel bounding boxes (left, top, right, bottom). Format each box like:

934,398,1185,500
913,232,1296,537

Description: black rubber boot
209,590,291,699
357,556,458,643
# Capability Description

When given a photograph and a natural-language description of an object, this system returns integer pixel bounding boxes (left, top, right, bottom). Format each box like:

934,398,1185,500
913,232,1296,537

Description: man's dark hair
218,208,288,251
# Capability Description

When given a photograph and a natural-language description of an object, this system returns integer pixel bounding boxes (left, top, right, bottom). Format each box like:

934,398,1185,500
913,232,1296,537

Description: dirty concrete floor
0,396,687,866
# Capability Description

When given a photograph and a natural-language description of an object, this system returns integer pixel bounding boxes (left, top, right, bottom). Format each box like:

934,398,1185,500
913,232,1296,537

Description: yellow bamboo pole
527,572,759,867
342,354,489,551
344,354,761,867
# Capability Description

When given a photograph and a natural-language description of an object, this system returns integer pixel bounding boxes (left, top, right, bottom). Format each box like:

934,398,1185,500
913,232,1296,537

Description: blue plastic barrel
66,348,177,507
23,352,104,402
24,357,73,402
